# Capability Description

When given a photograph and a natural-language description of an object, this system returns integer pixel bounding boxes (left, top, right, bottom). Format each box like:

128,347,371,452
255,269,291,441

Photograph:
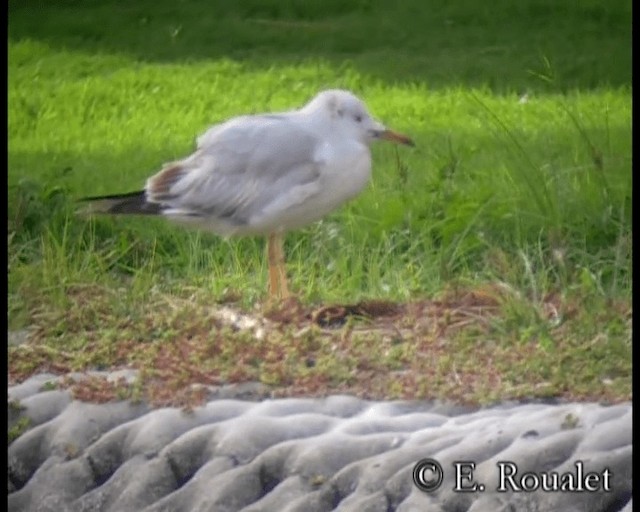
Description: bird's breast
316,141,372,203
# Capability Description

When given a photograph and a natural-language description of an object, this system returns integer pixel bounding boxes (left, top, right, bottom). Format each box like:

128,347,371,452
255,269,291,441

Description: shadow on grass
8,0,631,92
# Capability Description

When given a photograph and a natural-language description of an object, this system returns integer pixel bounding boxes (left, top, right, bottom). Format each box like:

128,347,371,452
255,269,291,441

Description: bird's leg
267,233,280,300
273,233,290,299
267,233,290,300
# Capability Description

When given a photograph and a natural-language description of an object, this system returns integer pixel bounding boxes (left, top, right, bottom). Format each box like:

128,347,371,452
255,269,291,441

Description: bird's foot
262,294,306,322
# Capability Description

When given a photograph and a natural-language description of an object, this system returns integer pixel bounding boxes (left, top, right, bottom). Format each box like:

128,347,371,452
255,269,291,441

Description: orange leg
267,233,279,299
273,233,290,299
267,233,290,300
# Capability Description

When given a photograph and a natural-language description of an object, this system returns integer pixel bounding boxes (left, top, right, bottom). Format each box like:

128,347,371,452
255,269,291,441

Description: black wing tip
77,190,162,216
79,190,146,202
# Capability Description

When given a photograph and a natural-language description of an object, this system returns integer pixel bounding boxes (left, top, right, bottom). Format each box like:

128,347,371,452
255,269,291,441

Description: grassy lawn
8,0,631,407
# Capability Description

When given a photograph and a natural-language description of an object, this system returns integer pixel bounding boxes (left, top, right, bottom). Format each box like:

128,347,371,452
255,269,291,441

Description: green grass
8,0,631,405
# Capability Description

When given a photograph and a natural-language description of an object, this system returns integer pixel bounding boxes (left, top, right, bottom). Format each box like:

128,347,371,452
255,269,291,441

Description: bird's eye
355,115,362,123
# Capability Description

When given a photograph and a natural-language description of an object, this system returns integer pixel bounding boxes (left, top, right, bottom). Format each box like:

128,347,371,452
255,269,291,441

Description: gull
81,89,414,300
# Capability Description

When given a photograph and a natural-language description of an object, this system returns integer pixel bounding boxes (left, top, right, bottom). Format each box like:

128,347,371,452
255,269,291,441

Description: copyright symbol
413,458,444,492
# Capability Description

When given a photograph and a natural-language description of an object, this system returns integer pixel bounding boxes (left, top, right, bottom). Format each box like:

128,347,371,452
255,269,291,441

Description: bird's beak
374,128,415,147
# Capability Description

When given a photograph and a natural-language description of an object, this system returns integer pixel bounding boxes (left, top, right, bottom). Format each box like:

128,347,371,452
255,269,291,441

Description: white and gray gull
81,89,414,299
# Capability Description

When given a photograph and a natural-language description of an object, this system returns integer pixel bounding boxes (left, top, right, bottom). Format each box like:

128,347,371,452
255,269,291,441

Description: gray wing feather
148,115,323,224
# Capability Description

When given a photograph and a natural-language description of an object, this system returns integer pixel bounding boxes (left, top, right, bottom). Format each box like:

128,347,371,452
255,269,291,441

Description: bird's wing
146,115,324,225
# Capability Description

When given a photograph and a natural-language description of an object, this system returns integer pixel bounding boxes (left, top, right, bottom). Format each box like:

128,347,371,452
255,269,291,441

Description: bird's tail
77,190,162,216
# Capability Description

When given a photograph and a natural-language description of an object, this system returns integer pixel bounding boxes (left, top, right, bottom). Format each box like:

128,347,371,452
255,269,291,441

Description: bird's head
302,89,414,147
